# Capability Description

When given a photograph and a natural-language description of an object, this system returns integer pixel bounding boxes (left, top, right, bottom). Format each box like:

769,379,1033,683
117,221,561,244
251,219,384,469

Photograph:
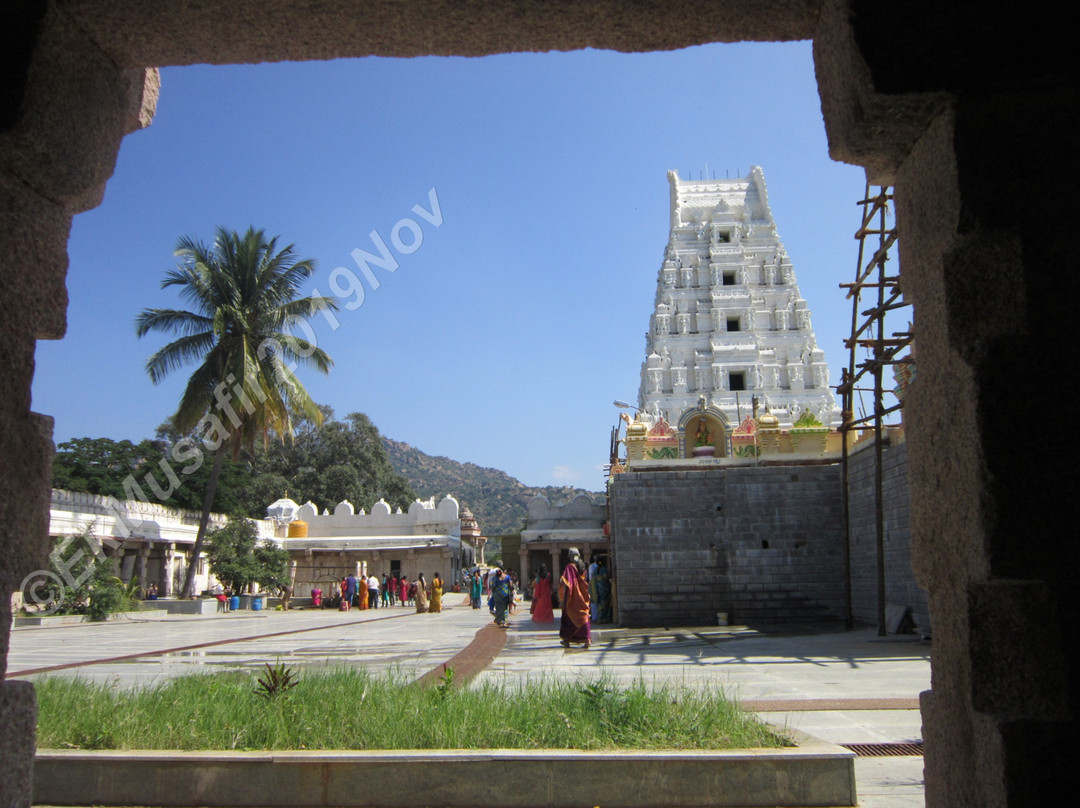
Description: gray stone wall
846,439,929,634
610,465,846,627
610,446,928,631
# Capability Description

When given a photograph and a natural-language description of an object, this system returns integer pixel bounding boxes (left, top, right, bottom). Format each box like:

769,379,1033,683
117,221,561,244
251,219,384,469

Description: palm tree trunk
180,446,225,598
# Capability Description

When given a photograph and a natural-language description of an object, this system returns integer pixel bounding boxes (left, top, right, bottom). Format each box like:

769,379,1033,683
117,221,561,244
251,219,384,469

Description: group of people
462,568,516,626
329,552,613,651
468,550,611,650
336,571,445,614
412,571,444,614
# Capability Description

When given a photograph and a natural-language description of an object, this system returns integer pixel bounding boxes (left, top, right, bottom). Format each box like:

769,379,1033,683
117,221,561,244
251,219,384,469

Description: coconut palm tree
136,226,338,598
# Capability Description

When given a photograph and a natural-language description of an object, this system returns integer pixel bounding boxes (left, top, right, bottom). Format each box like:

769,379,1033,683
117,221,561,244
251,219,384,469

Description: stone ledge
35,743,856,807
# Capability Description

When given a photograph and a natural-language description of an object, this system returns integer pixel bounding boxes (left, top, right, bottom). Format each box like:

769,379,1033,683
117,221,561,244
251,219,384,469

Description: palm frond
140,226,333,456
144,331,218,384
267,296,340,325
174,359,224,435
268,333,335,375
134,308,214,339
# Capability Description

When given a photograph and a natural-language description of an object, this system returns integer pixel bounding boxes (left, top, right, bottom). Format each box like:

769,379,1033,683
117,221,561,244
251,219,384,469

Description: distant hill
382,438,603,536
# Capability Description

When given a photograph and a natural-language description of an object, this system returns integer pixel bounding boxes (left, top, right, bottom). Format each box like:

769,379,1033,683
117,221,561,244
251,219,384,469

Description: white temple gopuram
639,167,840,431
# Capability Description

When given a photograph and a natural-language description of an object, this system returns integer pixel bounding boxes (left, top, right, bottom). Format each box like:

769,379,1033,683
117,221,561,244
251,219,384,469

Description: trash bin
252,595,263,611
229,595,240,611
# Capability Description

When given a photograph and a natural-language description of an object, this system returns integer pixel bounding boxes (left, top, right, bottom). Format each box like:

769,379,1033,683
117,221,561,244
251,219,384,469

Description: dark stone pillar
817,2,1079,804
0,4,158,804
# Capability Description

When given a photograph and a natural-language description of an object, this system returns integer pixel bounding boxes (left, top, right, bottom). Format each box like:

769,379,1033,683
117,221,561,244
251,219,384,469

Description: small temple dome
757,410,780,429
460,506,481,540
266,496,299,521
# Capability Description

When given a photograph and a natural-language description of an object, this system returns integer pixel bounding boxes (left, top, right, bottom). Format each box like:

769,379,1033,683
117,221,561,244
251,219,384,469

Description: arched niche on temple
677,403,730,458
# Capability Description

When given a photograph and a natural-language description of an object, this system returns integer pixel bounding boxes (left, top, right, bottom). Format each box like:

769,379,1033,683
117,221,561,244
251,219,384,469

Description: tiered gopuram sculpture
637,168,840,450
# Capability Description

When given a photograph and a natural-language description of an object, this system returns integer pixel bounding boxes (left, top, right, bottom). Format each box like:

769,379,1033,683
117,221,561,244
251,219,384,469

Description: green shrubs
34,669,787,751
253,662,299,700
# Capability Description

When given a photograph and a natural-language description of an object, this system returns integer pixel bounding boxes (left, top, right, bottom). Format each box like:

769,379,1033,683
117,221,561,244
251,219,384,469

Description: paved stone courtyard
11,596,929,807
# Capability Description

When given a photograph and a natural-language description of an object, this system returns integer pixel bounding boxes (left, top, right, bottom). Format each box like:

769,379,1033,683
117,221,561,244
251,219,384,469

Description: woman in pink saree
558,548,591,648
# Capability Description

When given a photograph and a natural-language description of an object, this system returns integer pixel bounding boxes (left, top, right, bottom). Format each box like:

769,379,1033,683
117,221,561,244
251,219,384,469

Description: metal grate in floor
841,741,924,757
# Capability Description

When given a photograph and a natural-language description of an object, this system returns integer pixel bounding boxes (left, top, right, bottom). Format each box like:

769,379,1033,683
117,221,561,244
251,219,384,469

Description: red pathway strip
8,611,414,678
414,623,507,690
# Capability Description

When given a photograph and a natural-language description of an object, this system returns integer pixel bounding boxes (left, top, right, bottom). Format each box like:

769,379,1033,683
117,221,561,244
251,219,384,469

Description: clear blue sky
32,42,869,496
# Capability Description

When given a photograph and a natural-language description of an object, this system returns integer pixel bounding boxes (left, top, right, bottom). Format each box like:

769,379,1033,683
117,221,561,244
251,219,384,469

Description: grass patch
35,668,789,751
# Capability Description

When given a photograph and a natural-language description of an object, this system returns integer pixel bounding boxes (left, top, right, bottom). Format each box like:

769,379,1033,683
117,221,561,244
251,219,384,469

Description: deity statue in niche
689,415,717,457
695,418,714,447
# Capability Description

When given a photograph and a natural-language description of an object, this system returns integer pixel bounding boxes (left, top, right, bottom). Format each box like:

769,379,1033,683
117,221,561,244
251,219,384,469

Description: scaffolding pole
835,185,912,636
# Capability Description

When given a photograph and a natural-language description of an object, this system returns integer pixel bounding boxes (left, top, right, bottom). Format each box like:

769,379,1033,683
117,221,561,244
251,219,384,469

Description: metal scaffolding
836,185,913,635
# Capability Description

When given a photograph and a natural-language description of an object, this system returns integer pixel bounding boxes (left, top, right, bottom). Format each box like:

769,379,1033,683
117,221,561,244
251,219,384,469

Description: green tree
51,437,163,498
51,433,253,516
151,418,252,514
246,409,416,514
136,226,337,597
236,471,292,517
84,563,128,622
22,525,122,619
205,516,290,595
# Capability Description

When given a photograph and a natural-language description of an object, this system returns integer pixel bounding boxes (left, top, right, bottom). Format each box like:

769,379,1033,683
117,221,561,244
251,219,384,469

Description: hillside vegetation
382,438,601,536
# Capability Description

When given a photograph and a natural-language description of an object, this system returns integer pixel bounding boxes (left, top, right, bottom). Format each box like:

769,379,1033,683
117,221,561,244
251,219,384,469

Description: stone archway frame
3,4,1073,808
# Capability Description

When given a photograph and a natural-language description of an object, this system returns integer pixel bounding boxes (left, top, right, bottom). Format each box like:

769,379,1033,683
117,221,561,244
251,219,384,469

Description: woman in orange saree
558,548,591,648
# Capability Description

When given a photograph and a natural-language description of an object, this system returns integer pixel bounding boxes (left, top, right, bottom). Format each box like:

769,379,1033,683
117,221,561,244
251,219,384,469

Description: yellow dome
756,411,780,429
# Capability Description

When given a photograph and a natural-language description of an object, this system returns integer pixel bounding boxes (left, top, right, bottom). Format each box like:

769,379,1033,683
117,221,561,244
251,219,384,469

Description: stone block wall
846,439,928,633
610,465,846,627
610,450,926,631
